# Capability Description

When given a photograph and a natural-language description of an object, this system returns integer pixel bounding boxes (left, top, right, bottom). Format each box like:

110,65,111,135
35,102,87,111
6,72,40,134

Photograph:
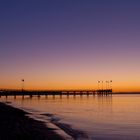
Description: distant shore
0,102,65,140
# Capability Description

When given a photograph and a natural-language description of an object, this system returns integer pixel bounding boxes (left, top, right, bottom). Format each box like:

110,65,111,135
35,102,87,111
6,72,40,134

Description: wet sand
0,102,64,140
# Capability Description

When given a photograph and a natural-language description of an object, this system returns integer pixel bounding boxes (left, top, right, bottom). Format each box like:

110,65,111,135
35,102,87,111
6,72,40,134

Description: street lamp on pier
21,79,24,91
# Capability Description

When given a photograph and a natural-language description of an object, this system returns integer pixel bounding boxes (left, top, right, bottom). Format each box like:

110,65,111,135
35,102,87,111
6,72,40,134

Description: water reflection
1,94,113,110
1,94,140,140
97,95,112,108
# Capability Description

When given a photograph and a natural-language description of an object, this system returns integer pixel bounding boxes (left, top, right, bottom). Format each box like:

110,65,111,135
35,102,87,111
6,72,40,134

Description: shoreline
0,102,65,140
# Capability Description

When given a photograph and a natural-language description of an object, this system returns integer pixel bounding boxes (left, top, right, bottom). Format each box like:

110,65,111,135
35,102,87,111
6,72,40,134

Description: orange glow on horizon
1,81,140,92
1,67,140,92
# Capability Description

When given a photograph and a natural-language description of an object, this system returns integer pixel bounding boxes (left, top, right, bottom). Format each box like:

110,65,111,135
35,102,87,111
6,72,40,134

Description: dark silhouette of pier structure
0,89,112,98
0,80,113,98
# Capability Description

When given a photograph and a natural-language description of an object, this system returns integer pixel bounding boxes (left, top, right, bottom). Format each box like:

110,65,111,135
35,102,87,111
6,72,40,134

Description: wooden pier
0,89,112,98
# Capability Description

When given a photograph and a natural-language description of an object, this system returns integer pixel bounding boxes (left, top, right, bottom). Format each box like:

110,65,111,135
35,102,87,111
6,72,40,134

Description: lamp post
110,80,112,89
98,81,100,90
102,81,103,90
106,81,108,90
21,79,24,91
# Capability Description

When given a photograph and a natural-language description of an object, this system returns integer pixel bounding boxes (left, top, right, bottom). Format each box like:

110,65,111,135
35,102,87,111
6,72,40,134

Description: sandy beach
0,102,65,140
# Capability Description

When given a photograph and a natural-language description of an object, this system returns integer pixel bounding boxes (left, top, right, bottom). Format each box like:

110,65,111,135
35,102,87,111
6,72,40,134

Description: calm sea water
1,94,140,140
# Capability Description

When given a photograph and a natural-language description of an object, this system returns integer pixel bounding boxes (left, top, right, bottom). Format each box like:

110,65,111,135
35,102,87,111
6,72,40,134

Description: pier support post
53,94,55,99
30,94,32,98
14,95,16,99
22,95,24,99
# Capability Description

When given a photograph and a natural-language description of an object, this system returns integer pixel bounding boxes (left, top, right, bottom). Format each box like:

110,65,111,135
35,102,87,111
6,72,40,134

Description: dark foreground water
1,94,140,140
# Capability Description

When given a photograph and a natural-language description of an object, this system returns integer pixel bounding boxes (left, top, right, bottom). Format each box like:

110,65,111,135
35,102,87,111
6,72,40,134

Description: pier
0,89,112,98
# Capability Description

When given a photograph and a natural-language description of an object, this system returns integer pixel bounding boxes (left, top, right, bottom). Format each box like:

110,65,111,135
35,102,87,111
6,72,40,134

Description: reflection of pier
0,89,112,98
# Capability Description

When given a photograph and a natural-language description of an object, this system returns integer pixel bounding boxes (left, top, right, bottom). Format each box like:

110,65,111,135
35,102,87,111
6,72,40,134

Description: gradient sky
1,0,140,91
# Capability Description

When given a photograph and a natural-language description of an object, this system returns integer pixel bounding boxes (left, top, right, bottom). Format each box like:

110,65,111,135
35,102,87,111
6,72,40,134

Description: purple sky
0,0,140,91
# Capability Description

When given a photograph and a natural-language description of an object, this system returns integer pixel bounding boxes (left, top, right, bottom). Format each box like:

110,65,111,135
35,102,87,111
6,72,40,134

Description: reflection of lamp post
21,79,24,91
